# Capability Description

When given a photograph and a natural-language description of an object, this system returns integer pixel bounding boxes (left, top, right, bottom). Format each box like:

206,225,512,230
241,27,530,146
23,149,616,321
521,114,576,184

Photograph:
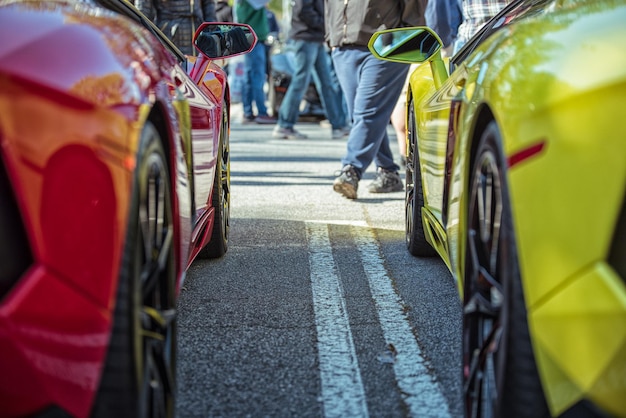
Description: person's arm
202,0,217,22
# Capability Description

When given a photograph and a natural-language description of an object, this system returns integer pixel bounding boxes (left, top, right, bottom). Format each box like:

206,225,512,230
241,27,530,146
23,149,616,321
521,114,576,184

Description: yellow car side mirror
368,27,449,89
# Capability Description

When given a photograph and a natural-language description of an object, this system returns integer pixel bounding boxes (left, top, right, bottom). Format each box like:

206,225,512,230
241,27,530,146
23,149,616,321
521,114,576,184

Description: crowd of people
134,0,513,200
271,0,349,140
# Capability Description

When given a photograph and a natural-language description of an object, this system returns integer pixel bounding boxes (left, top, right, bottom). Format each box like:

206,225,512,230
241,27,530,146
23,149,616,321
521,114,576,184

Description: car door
182,56,223,223
418,0,532,228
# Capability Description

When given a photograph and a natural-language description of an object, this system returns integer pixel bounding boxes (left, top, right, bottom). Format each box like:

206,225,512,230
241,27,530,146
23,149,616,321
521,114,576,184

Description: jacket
324,0,428,48
235,0,269,42
136,0,216,55
216,0,233,22
289,0,325,43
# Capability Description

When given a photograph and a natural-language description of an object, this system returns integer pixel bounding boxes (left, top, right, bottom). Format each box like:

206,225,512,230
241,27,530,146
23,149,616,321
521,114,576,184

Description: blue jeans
243,42,269,117
331,46,408,177
326,53,349,126
278,39,346,130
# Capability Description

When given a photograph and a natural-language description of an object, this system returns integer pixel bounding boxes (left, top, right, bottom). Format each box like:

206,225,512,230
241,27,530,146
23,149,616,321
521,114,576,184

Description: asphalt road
175,103,464,418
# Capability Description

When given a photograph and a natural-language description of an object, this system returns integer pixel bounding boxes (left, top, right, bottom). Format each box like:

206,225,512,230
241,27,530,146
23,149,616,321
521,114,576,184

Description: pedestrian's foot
272,125,308,139
368,167,403,193
331,126,350,139
242,114,256,124
255,114,277,124
333,165,359,199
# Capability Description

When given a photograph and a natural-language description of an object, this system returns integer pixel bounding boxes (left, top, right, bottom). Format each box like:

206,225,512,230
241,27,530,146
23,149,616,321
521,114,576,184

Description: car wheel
199,106,229,258
93,121,177,418
406,99,437,257
463,121,549,418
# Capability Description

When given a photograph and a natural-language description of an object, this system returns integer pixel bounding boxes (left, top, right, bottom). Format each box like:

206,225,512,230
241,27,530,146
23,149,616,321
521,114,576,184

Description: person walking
272,0,349,140
136,0,216,56
235,0,276,124
326,0,427,199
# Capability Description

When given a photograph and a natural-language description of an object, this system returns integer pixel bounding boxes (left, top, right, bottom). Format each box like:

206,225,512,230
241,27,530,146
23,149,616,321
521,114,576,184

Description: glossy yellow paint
532,262,626,415
370,0,626,415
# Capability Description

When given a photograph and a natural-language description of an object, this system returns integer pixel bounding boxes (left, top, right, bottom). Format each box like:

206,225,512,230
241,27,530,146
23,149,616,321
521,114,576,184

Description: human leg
276,40,316,129
331,47,358,129
391,92,407,165
242,48,256,119
312,45,347,131
332,47,408,175
247,42,270,118
392,64,420,165
331,47,360,180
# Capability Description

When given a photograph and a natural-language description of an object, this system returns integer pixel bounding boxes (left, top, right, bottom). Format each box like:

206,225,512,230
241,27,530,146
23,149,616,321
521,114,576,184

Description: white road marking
354,226,452,418
306,222,369,418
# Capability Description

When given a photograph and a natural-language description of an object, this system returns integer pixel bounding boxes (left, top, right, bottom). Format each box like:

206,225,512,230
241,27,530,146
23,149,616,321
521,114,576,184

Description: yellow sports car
369,0,626,417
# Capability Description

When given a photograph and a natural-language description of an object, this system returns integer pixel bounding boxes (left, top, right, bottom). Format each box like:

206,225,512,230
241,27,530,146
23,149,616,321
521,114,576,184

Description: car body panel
0,0,253,416
372,0,626,415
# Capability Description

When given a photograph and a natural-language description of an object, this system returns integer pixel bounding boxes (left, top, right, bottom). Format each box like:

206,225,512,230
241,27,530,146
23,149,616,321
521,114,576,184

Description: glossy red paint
0,0,252,416
0,266,110,418
507,140,547,168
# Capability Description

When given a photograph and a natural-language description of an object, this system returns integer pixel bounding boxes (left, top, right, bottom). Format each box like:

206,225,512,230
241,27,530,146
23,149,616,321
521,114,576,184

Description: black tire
198,106,229,258
463,121,549,418
93,121,177,418
406,99,437,257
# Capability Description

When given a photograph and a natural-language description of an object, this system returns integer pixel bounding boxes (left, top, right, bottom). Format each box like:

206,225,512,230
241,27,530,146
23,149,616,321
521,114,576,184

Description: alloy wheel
463,136,505,418
217,109,230,241
136,149,176,418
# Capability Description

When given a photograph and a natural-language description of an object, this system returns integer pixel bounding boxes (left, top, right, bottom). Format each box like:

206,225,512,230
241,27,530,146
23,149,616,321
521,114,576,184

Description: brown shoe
333,165,359,199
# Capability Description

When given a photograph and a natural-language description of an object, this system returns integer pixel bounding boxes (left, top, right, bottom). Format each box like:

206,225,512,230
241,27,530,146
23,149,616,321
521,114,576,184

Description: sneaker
368,167,403,193
333,165,359,199
255,114,277,124
242,114,256,124
331,126,350,139
272,126,308,139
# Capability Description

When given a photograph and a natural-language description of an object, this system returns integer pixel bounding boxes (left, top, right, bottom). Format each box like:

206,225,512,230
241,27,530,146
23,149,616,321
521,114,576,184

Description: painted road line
306,222,369,418
353,226,452,418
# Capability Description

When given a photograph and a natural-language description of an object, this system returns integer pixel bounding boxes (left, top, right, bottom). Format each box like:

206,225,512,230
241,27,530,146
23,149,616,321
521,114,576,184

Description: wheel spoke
140,303,175,418
139,340,170,418
464,312,502,417
405,133,415,245
405,187,414,243
463,291,497,317
136,146,175,418
465,143,505,417
220,131,230,234
142,306,176,335
139,158,174,298
476,155,503,274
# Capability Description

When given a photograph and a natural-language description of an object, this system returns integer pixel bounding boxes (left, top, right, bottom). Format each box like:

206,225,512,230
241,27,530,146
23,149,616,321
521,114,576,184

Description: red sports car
0,0,255,416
